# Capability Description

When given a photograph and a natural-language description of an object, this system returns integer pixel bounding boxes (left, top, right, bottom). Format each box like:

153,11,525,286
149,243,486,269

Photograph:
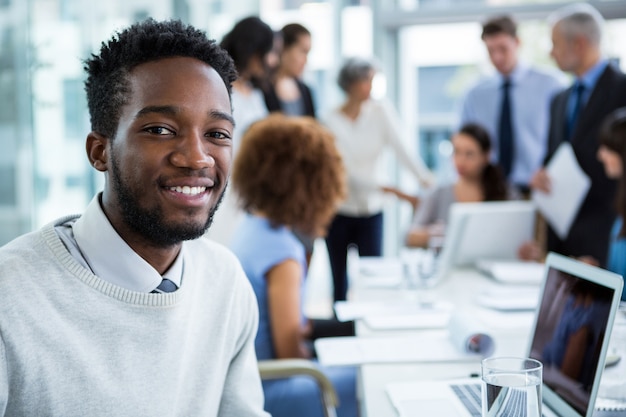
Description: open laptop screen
528,263,616,416
435,201,535,279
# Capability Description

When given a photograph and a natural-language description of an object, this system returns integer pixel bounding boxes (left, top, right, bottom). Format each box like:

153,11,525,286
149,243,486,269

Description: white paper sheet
476,259,544,285
315,311,492,366
314,333,481,367
363,311,452,330
532,142,591,239
334,300,452,322
358,257,403,276
474,286,540,311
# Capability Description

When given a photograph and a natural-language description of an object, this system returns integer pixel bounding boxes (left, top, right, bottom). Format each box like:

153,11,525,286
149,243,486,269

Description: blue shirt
459,63,564,186
229,214,307,360
567,59,609,125
607,217,626,301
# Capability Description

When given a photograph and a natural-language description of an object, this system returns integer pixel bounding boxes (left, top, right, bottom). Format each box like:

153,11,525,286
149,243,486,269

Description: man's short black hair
481,15,518,40
84,18,237,139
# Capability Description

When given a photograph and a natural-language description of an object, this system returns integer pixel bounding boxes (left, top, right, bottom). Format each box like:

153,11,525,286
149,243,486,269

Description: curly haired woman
230,114,358,417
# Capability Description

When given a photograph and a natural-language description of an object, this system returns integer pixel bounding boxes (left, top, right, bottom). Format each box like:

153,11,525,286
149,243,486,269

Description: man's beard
110,155,225,248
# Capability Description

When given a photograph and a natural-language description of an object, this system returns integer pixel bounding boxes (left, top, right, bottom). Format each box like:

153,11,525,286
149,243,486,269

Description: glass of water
481,357,543,417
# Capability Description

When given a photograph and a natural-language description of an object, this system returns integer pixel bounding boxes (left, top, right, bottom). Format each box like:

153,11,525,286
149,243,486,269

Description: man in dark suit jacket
531,3,626,265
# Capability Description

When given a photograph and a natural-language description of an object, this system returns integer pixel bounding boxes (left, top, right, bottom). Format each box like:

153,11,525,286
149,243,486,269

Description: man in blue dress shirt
459,15,564,195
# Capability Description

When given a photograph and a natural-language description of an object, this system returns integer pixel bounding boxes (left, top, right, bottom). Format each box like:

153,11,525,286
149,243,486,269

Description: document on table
363,311,451,331
334,300,453,323
532,142,590,239
474,286,540,311
315,311,494,366
475,259,544,285
353,256,403,288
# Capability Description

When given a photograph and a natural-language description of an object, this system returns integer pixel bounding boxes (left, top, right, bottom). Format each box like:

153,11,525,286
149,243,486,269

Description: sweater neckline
41,217,183,307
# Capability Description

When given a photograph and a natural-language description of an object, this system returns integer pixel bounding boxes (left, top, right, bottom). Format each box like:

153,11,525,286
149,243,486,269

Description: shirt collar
72,194,183,292
577,59,608,90
499,61,529,86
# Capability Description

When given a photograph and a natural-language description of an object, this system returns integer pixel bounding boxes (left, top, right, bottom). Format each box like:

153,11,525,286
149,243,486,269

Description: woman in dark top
263,23,315,117
406,123,510,247
264,23,317,265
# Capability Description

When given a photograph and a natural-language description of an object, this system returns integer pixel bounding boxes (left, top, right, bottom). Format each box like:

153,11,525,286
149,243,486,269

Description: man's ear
86,132,109,172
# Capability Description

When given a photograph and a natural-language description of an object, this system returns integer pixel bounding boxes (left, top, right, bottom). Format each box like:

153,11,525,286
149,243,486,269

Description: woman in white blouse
323,57,434,302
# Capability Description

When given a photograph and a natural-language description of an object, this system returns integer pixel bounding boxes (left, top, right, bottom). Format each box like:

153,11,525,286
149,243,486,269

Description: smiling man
0,19,269,417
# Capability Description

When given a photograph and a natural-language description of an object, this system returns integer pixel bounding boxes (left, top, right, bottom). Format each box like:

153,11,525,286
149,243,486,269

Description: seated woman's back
229,114,358,417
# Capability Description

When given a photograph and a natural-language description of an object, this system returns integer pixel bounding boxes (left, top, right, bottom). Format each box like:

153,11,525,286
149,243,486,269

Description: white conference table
347,256,626,417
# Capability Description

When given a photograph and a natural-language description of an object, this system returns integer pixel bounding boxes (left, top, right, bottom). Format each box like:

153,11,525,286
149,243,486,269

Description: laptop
435,201,536,280
386,252,624,417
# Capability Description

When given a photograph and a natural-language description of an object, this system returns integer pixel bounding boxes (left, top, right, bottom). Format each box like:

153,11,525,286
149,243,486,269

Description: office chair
257,359,339,417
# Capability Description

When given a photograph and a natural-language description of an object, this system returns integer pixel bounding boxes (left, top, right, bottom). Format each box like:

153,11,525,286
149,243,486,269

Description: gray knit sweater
0,216,269,416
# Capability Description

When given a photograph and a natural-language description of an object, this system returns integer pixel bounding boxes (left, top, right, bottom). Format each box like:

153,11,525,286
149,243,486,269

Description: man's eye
145,126,174,135
207,131,231,140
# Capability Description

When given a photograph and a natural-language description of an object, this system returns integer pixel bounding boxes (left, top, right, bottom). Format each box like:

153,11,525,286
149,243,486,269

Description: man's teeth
169,186,206,195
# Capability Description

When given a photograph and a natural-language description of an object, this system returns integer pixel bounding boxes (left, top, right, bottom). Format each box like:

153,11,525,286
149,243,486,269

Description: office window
414,65,465,175
283,0,322,9
390,0,606,12
60,0,81,21
0,13,31,245
63,79,87,141
0,166,16,206
0,28,17,123
418,65,476,115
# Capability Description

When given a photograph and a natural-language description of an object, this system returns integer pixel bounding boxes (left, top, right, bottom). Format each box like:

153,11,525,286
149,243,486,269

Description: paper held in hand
531,142,591,239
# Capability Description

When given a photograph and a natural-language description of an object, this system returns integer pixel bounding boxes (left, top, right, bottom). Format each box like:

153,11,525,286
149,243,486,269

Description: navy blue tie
567,82,585,140
152,278,177,293
498,79,514,177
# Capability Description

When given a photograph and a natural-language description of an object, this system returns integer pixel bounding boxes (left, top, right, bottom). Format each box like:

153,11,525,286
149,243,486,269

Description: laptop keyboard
451,383,547,417
451,383,482,417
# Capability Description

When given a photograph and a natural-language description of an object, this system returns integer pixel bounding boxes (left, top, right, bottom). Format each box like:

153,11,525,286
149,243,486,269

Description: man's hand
518,241,542,262
576,256,600,267
530,168,551,193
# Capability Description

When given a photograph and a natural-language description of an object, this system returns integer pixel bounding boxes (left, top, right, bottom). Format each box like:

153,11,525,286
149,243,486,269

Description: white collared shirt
55,194,183,292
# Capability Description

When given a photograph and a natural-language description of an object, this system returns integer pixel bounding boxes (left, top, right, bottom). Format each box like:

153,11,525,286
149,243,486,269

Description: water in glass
482,373,541,417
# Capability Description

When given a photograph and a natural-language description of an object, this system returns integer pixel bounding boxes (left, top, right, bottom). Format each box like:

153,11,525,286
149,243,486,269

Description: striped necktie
152,278,177,293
